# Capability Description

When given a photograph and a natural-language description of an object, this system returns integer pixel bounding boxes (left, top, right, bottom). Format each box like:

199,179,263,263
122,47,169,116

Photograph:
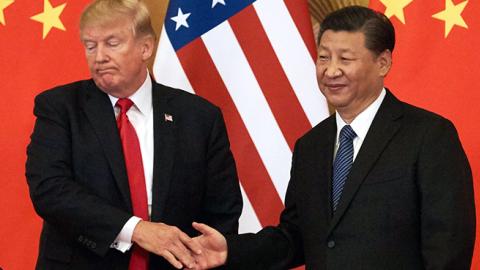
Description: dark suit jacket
226,90,475,270
26,79,242,269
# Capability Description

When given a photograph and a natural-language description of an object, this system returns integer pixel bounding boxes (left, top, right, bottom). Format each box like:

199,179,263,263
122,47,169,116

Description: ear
139,35,155,61
377,49,392,77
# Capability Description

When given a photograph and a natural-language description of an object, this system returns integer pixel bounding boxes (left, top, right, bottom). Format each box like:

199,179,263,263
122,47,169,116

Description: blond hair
80,0,156,39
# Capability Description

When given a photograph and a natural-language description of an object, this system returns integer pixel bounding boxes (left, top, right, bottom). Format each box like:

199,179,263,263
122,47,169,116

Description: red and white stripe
153,0,329,233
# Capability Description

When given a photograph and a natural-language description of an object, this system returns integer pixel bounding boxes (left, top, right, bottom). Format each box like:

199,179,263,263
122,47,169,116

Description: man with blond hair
25,0,242,269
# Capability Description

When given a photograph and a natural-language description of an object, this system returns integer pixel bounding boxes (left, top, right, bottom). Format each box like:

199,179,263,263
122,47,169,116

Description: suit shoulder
35,80,91,104
306,113,335,136
295,114,335,146
400,101,455,129
156,83,221,114
37,80,89,97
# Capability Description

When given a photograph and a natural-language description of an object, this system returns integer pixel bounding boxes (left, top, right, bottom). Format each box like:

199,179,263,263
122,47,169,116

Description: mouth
96,68,116,75
324,83,347,91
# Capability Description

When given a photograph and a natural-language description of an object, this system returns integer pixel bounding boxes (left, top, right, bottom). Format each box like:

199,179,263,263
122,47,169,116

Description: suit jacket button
327,240,335,248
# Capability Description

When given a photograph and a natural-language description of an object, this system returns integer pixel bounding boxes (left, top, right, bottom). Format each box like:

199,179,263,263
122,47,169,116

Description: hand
189,222,228,270
131,221,202,269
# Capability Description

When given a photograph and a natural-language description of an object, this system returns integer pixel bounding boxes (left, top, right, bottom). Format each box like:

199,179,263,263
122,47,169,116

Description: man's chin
94,80,119,96
326,96,352,110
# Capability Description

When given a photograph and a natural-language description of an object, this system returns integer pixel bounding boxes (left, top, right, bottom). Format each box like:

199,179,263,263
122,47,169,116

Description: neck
337,112,356,124
336,87,384,124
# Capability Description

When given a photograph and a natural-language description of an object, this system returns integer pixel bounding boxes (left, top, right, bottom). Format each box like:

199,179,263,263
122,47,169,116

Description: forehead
81,18,133,40
319,30,366,52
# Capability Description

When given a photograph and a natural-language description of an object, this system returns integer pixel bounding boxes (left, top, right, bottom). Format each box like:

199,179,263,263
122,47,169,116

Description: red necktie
116,98,149,270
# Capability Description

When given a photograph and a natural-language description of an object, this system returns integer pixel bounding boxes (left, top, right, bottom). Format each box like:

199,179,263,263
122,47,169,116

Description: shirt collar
335,88,386,142
108,72,152,116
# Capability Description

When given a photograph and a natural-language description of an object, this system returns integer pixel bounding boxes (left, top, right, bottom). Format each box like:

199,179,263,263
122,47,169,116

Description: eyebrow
81,33,121,42
318,45,355,54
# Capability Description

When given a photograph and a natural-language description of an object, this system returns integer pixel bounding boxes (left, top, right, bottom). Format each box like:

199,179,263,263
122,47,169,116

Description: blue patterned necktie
332,125,357,212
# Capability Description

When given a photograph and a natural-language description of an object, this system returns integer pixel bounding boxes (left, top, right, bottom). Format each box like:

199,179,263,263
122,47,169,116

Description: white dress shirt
108,73,154,252
334,88,386,161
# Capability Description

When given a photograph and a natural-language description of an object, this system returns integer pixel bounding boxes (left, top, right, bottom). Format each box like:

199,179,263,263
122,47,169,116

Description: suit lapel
328,90,404,234
80,80,132,211
150,83,177,221
308,116,336,225
291,116,336,237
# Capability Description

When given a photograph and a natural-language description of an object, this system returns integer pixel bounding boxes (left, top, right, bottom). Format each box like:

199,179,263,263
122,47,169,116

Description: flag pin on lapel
164,113,173,122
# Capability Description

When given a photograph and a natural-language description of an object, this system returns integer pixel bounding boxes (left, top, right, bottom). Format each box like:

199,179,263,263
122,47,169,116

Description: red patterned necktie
116,98,149,270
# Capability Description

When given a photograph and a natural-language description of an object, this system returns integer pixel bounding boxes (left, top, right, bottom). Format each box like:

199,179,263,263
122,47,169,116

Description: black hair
319,5,395,55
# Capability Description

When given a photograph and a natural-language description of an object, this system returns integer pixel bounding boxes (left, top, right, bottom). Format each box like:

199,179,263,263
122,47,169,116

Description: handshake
131,221,228,269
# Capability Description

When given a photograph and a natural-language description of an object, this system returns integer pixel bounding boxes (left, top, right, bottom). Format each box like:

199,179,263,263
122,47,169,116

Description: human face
81,18,153,97
316,30,391,122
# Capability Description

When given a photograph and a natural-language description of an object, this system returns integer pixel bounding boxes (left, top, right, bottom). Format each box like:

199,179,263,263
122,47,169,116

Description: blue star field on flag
165,0,256,50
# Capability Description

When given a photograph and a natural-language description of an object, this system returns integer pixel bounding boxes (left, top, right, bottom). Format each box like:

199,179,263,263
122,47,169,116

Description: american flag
153,0,329,233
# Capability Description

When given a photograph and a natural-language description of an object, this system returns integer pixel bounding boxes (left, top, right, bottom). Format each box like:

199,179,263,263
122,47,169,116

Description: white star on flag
170,8,191,31
212,0,226,8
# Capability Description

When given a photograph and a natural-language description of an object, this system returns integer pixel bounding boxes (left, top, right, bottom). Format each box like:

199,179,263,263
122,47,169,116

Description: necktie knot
116,98,134,114
340,125,356,142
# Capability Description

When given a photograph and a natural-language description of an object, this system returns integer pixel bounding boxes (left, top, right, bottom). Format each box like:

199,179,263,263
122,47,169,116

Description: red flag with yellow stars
0,0,90,269
369,0,480,268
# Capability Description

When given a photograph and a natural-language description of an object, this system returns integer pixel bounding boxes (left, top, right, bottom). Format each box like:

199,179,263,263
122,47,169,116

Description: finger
184,260,204,270
160,250,183,269
192,222,216,236
180,233,202,255
169,241,196,269
193,254,209,270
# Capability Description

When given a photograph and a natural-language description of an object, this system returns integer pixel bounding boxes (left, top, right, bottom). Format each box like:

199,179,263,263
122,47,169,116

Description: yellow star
30,0,66,39
379,0,413,24
432,0,468,38
0,0,14,26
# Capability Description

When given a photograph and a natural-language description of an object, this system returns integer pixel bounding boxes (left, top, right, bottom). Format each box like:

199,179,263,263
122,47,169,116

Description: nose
323,61,342,78
94,45,109,63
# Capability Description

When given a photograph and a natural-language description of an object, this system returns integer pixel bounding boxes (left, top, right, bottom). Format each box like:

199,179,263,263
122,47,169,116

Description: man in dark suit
25,0,242,269
189,6,475,270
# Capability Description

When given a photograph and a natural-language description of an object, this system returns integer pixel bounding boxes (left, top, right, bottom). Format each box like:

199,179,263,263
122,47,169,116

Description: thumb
192,222,216,236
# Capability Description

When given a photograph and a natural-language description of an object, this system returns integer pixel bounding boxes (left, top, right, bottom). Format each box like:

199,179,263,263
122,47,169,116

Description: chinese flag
0,0,90,269
369,0,480,268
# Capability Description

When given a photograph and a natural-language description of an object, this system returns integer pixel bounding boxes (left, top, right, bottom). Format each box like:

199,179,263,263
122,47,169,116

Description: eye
84,42,96,53
318,55,329,62
341,56,354,62
107,39,120,47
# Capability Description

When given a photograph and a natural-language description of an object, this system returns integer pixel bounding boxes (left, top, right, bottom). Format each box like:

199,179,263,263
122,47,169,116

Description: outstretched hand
132,221,202,269
187,222,228,270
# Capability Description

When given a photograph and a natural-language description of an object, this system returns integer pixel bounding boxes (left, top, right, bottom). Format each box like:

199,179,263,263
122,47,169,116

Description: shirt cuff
110,216,142,253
